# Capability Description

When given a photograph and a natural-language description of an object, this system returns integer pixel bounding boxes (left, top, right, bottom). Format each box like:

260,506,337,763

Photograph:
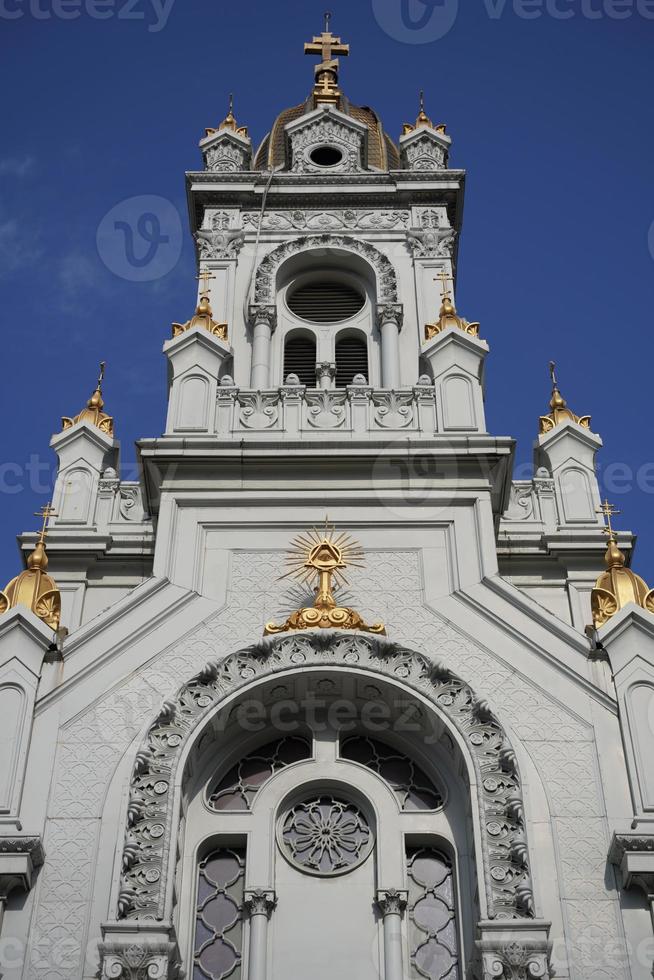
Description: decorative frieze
243,209,409,232
195,210,245,260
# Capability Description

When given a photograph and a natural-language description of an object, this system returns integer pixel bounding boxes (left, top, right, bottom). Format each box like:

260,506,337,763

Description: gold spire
62,362,114,436
264,520,385,635
403,91,447,136
425,270,480,340
205,94,249,138
0,503,62,630
304,13,350,106
590,500,654,628
539,362,591,435
172,270,228,340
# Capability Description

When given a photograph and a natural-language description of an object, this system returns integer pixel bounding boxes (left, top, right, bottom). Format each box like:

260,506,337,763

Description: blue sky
1,0,653,586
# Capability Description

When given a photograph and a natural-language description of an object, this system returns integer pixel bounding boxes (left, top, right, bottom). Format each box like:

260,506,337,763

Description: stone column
316,362,336,390
378,304,403,389
245,889,276,980
249,306,277,389
376,889,408,980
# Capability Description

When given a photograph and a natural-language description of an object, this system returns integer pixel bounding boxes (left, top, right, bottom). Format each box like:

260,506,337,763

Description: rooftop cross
597,499,621,539
196,269,216,298
304,15,350,67
549,360,558,389
434,269,454,297
97,360,106,393
34,502,57,544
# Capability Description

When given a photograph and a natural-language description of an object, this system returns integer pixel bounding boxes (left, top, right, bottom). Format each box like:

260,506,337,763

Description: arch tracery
253,234,399,306
117,632,535,926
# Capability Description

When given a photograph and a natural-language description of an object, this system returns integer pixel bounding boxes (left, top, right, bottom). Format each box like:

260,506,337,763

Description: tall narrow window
406,846,460,980
194,847,246,980
284,335,316,386
335,335,368,387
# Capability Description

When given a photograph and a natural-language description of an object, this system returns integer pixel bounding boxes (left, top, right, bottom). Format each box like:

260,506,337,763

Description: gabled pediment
284,105,369,173
400,125,451,171
198,128,252,173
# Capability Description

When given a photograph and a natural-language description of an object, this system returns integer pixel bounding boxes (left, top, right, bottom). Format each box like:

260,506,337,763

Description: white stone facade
1,48,654,980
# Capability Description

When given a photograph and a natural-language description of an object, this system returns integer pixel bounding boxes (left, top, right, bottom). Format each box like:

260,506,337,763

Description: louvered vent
335,337,368,387
288,281,365,324
284,336,317,387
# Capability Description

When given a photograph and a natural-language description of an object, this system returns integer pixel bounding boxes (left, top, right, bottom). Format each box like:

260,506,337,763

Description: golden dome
62,362,114,436
591,501,654,628
254,20,399,172
539,362,591,435
0,504,61,631
425,273,480,340
172,271,228,340
254,95,400,172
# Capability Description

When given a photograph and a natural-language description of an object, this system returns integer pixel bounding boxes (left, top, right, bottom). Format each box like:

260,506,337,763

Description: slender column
249,306,277,389
378,304,403,389
376,889,408,980
244,889,276,980
316,362,336,390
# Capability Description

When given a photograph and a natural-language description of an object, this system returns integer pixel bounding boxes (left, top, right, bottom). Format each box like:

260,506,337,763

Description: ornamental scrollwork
99,940,181,980
478,940,551,979
243,209,409,232
116,633,535,923
253,235,398,305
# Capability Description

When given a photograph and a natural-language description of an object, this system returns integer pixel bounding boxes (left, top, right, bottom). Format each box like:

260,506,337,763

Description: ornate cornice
116,633,534,924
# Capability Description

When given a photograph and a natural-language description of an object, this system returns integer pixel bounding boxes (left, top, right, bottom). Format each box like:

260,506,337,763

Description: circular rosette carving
279,795,373,876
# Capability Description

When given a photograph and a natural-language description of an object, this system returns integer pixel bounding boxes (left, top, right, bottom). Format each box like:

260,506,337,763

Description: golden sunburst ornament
264,520,385,636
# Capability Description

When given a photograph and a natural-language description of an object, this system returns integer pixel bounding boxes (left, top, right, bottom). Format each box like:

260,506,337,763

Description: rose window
279,795,373,876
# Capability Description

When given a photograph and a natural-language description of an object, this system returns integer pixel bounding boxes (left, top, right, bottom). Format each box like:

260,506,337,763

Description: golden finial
172,270,228,340
539,361,591,435
62,362,114,436
264,519,385,636
402,90,447,136
0,502,62,630
590,500,654,628
205,93,249,139
304,15,349,106
425,271,480,340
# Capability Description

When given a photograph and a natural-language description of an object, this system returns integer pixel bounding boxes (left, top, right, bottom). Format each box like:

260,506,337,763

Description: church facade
1,23,654,980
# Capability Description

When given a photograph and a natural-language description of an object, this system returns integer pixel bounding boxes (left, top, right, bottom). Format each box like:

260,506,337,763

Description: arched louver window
283,335,316,387
288,281,364,324
335,335,368,387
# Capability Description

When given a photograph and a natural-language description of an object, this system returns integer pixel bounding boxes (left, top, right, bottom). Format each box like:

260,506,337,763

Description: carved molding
195,210,245,260
248,305,277,331
243,209,409,232
0,835,44,898
116,633,535,923
254,235,398,306
201,135,251,174
401,132,449,171
99,940,181,979
244,888,276,917
288,118,364,174
376,888,408,916
477,940,551,979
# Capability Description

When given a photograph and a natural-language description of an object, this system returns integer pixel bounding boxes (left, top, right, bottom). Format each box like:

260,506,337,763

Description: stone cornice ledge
35,579,208,711
0,835,44,897
449,578,618,714
609,832,654,895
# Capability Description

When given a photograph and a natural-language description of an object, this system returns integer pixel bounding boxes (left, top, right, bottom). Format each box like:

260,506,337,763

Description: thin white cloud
0,156,35,178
